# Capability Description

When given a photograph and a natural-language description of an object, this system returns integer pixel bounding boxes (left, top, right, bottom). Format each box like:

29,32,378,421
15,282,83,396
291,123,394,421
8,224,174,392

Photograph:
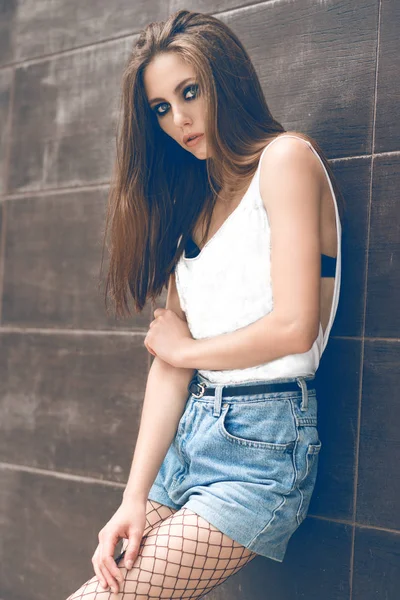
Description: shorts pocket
217,399,297,450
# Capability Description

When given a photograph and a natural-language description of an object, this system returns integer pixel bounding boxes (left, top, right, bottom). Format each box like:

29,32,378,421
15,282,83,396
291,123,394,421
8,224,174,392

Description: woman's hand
144,308,195,367
91,499,147,594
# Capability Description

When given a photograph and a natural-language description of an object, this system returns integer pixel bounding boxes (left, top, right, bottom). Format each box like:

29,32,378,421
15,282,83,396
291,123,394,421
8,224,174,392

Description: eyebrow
148,77,194,107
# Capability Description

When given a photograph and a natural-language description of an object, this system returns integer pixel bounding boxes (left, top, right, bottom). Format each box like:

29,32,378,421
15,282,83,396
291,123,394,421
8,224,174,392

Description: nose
173,106,192,129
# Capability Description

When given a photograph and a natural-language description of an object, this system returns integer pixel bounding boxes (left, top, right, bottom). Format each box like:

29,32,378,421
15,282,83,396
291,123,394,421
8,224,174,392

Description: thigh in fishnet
66,499,178,600
67,504,257,599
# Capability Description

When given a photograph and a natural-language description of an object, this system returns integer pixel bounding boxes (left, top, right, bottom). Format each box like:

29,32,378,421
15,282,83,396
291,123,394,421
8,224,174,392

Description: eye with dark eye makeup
153,83,199,117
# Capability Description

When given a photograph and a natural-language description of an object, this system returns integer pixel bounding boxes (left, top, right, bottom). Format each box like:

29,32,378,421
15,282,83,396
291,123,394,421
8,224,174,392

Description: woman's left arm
146,138,323,370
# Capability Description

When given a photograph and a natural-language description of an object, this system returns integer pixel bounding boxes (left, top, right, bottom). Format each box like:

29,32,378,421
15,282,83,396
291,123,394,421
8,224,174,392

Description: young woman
67,8,345,600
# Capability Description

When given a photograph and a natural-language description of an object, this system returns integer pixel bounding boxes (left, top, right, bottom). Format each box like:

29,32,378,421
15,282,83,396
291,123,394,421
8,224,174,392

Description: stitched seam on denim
296,486,305,526
294,444,320,524
296,417,318,426
175,402,196,466
288,400,300,493
291,403,303,524
247,494,287,547
244,401,299,547
296,452,312,525
176,397,194,437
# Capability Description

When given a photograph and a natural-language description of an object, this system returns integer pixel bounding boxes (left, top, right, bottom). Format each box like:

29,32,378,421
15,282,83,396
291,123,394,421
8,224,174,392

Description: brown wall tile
8,37,134,192
0,467,124,600
0,0,16,66
353,526,400,600
4,1,260,64
375,0,400,152
356,340,400,530
0,331,148,481
331,158,371,338
219,0,379,157
365,155,400,337
3,190,151,329
0,68,13,195
314,338,362,521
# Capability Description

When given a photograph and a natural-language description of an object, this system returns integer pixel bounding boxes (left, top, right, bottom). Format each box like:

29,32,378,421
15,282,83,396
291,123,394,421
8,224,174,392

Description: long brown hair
101,9,346,318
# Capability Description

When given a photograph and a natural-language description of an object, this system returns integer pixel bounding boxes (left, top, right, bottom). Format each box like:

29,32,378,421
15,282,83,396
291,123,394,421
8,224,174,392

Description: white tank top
175,134,342,384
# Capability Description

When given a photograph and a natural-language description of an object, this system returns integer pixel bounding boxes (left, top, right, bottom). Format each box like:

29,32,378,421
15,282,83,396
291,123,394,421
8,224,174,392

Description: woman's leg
66,504,257,599
66,499,178,599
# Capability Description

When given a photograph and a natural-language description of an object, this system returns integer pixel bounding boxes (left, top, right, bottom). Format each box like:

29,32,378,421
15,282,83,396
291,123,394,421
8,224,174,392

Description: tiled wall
0,1,398,598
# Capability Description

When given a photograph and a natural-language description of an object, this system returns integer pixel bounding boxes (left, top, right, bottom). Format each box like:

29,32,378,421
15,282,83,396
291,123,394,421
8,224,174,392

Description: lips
183,133,203,145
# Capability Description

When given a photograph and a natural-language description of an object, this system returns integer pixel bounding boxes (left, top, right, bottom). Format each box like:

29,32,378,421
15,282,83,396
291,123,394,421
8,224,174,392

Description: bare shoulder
261,133,322,175
259,133,323,210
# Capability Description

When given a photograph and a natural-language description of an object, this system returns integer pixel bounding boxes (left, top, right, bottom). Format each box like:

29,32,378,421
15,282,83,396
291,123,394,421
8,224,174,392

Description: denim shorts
147,372,322,563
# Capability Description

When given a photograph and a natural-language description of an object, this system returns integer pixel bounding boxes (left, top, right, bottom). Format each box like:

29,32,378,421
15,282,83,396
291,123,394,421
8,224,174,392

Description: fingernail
126,559,133,569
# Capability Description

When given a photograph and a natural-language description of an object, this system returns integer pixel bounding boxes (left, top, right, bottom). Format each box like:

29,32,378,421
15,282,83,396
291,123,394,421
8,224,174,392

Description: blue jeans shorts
148,372,322,563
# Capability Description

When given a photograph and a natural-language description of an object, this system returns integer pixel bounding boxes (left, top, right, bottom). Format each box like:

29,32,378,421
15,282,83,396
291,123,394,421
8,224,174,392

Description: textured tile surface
1,1,261,64
356,340,400,530
2,190,152,329
353,526,400,600
0,330,148,481
0,0,16,66
8,38,134,192
313,338,361,521
219,0,379,157
365,155,400,337
330,158,371,338
0,467,124,600
375,0,400,152
0,68,13,195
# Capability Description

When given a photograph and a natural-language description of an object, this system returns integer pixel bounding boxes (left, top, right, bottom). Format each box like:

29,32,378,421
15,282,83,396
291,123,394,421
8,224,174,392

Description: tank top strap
253,133,342,354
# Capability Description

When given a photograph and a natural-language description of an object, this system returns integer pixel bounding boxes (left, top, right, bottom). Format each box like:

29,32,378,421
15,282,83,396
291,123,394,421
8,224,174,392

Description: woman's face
144,53,208,159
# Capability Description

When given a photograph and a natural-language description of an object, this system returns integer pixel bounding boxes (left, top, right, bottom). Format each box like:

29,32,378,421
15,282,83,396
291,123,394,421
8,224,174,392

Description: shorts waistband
187,374,316,415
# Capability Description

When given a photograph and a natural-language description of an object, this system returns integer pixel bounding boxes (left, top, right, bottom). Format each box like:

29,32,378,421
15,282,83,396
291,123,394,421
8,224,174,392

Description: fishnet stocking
66,499,257,599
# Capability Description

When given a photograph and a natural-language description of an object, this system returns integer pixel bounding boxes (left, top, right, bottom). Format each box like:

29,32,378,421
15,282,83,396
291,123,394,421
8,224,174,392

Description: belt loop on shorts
213,384,224,417
296,376,308,412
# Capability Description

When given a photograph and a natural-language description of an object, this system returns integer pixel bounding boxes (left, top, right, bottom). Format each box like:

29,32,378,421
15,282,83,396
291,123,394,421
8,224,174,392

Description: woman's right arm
92,273,195,593
122,353,195,504
123,270,195,503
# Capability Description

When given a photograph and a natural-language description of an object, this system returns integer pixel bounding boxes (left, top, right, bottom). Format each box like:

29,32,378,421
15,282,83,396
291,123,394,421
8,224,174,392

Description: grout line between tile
0,461,125,488
0,31,137,70
0,326,147,336
2,328,396,345
349,1,383,597
2,150,400,201
1,327,395,342
3,181,110,201
4,153,400,202
310,514,400,535
307,514,353,525
353,522,400,535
